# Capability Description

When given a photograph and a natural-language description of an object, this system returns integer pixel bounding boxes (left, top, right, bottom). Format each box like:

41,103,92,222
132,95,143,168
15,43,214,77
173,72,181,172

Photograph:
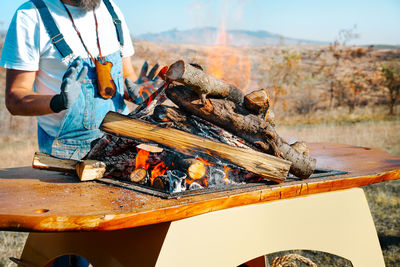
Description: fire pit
96,168,347,199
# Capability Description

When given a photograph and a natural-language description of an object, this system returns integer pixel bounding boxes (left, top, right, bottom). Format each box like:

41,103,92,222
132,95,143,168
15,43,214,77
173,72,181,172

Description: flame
135,148,168,185
197,157,214,166
223,166,231,184
204,4,252,93
202,176,209,187
150,162,168,185
135,149,150,169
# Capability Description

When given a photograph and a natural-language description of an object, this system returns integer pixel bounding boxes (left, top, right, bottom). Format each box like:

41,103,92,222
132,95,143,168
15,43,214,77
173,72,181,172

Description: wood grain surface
0,143,399,232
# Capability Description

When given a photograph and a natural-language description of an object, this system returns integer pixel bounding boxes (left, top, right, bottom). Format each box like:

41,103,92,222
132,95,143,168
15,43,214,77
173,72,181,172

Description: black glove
50,57,88,113
125,61,164,105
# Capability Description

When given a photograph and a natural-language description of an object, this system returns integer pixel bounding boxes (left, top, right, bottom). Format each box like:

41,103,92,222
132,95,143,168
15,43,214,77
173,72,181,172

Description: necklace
61,1,117,99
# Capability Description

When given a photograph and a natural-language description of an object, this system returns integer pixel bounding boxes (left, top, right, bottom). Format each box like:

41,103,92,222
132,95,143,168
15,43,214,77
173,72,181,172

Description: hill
136,27,327,46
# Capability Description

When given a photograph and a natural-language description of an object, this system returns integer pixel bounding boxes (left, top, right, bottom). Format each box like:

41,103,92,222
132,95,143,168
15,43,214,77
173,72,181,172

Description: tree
381,60,400,115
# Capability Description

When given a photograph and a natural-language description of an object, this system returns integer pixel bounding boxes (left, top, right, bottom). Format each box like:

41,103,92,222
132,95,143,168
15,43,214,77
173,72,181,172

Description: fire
197,157,214,166
150,162,167,185
135,148,168,185
204,12,252,93
223,166,231,184
135,149,150,169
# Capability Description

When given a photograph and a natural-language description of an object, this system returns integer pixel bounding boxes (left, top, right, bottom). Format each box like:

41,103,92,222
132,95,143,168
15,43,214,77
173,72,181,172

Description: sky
0,0,399,45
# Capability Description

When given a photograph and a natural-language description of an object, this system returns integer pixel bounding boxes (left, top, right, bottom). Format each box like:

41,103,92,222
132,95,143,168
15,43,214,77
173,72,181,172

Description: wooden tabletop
0,143,399,232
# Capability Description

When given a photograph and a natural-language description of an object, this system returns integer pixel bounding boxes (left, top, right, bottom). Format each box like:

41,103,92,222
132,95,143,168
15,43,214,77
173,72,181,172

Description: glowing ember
197,157,214,166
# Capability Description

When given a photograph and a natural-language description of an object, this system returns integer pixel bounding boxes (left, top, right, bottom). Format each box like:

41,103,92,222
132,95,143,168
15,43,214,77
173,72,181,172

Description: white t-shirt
0,0,134,137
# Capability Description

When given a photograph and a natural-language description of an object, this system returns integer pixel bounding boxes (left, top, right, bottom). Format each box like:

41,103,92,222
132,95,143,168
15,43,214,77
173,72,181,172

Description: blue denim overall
32,0,127,160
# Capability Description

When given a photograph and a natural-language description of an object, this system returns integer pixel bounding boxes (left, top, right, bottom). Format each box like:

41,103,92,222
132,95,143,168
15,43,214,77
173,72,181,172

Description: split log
152,105,251,149
33,152,76,174
32,152,106,181
166,85,316,179
76,160,106,181
136,143,163,153
166,60,244,104
100,111,291,183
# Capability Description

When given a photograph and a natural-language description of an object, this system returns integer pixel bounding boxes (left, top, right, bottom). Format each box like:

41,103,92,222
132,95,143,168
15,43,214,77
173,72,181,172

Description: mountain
136,27,327,46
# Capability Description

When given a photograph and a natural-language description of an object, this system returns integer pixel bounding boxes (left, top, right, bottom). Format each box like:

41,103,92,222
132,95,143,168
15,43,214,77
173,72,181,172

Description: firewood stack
85,60,316,194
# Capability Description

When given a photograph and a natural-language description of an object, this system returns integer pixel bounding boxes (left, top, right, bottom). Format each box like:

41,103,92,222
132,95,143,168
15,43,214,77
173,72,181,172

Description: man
1,0,155,160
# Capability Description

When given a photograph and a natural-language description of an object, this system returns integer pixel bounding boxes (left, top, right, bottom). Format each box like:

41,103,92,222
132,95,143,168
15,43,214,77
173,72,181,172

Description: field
0,41,399,266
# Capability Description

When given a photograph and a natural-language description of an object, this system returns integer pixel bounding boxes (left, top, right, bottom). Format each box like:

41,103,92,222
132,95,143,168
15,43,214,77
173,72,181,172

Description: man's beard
71,0,101,11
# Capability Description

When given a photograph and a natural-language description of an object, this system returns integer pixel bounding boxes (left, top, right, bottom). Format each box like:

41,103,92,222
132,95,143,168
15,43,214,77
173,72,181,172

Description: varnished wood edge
1,168,399,232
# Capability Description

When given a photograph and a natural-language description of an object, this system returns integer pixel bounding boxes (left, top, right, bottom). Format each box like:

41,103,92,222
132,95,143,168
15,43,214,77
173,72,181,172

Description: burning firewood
161,151,207,181
129,168,148,184
166,60,244,104
100,112,291,183
166,85,316,179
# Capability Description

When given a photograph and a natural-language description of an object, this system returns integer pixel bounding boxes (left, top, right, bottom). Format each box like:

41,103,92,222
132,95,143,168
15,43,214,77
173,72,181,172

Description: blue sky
0,0,399,45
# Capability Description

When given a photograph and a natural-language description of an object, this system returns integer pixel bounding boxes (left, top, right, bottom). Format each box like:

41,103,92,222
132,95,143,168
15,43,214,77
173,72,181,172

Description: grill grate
96,168,348,199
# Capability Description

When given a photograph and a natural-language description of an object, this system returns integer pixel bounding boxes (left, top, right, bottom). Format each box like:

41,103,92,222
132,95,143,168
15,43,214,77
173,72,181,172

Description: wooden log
32,152,76,174
76,161,106,181
136,143,164,153
244,88,270,115
291,141,310,156
183,158,207,180
166,85,316,179
152,105,251,149
85,135,110,159
164,154,206,180
152,175,169,191
129,168,149,184
32,152,105,181
166,60,244,104
100,112,291,183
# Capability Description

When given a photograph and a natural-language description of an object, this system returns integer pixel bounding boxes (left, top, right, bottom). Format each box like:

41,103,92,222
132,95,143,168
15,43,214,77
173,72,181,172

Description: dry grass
0,232,29,267
277,117,400,156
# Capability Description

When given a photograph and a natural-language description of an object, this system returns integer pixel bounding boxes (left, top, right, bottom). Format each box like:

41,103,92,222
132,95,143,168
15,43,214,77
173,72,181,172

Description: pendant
95,59,116,99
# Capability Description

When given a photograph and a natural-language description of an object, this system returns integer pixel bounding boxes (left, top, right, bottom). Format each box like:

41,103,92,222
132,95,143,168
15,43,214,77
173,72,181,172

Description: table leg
20,188,384,267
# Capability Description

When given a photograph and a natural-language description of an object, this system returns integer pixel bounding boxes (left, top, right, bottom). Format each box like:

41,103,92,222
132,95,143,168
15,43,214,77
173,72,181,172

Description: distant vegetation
132,40,400,120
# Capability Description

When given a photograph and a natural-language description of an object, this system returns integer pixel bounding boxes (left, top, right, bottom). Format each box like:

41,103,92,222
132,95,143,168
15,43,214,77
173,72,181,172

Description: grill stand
20,188,383,267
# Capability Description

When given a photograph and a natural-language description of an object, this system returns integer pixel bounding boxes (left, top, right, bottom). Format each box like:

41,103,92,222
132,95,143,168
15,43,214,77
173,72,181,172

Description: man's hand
50,57,88,113
125,61,164,105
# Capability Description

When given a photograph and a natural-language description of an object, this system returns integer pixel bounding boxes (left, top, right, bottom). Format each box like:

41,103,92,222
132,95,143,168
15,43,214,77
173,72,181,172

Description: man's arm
5,69,54,116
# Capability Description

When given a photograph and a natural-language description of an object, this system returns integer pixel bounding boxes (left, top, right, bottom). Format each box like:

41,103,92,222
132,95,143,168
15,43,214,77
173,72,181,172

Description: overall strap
102,0,124,47
31,0,74,60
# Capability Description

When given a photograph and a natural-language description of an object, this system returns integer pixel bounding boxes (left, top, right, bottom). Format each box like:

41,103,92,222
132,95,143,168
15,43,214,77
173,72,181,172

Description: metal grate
96,168,348,199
